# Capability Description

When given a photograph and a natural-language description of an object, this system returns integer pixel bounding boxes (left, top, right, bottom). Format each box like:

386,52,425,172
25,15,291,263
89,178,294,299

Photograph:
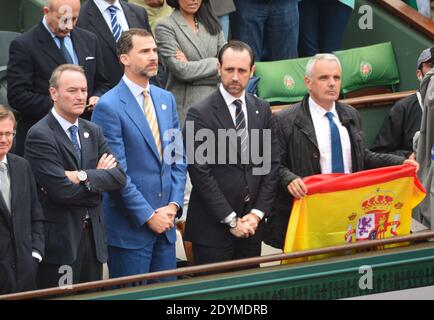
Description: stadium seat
254,56,311,105
334,42,400,98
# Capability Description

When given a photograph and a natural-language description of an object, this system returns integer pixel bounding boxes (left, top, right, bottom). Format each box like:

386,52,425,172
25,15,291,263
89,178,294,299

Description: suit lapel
120,81,161,162
71,29,85,66
78,119,92,169
47,112,81,168
0,155,14,229
212,90,236,130
86,1,117,55
122,2,140,29
37,22,65,65
172,11,208,59
7,154,18,219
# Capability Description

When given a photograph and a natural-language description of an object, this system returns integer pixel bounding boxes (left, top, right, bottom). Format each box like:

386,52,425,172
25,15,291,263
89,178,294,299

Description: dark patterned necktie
325,112,344,173
69,125,81,162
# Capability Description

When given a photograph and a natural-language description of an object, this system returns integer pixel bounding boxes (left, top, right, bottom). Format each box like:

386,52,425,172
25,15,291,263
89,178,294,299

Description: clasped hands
147,203,178,234
230,213,261,239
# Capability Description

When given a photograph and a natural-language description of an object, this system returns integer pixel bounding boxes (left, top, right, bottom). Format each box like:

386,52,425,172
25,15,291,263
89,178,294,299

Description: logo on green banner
283,75,295,91
360,61,373,81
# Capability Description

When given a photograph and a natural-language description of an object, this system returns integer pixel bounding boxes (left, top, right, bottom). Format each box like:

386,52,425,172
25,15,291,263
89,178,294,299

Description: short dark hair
218,40,255,68
117,28,154,57
166,0,221,36
0,104,16,129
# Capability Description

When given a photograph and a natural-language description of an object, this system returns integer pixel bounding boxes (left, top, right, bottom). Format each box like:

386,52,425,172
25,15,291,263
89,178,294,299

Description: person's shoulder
73,26,98,41
7,153,28,166
391,93,418,110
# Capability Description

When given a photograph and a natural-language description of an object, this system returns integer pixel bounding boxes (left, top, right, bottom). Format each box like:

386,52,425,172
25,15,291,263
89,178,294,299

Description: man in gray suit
25,64,126,289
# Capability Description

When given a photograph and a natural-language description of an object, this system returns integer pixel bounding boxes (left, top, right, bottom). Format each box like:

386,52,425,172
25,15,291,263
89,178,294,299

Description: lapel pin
83,132,90,139
161,104,167,111
256,110,259,114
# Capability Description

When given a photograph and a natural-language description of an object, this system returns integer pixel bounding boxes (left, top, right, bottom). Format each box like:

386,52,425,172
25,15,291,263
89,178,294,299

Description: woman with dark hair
155,0,225,124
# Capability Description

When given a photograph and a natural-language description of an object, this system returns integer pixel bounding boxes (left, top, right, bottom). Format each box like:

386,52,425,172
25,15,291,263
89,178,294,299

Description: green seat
254,57,311,104
0,31,21,113
334,42,400,96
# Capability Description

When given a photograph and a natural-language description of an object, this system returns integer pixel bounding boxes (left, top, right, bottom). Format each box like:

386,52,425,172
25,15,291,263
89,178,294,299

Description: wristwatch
228,217,238,229
77,170,88,183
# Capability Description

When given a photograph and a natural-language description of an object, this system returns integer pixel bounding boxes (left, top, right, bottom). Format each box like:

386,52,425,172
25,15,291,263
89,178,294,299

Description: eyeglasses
0,131,16,139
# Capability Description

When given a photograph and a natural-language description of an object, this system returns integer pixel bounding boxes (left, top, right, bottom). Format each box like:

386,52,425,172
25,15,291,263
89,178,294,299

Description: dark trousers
37,227,102,289
298,0,353,57
192,240,261,275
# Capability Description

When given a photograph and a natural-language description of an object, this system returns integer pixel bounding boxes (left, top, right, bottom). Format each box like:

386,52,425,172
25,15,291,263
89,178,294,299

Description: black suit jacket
7,22,110,156
24,112,126,265
183,89,280,246
0,153,44,294
77,0,155,87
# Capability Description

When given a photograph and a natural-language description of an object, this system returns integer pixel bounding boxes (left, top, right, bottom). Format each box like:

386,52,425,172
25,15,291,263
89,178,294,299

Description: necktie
0,162,11,212
109,5,123,42
325,112,345,173
69,125,81,162
234,99,249,163
57,37,74,64
144,90,162,160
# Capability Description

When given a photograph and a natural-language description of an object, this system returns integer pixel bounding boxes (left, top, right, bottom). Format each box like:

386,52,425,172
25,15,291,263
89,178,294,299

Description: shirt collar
309,96,337,118
219,84,246,108
0,155,7,165
42,17,71,40
51,108,79,133
123,75,149,99
93,0,123,13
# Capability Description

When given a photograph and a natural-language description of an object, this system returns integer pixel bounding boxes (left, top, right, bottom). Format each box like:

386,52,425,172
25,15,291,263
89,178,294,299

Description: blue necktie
108,5,123,42
325,112,344,173
57,37,74,64
69,125,81,162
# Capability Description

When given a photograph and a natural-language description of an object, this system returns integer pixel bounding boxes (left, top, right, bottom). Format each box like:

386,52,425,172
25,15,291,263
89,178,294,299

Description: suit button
158,193,162,198
313,152,319,159
11,263,15,270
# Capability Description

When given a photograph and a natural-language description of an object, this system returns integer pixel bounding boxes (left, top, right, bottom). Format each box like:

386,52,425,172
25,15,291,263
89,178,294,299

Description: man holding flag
266,53,419,250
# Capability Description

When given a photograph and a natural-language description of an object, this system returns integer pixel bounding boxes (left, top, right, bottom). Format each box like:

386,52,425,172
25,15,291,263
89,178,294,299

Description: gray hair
305,54,342,79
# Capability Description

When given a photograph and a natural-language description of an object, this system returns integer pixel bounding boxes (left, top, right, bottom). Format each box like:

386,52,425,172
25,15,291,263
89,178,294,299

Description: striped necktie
108,5,123,42
234,99,249,164
143,90,162,160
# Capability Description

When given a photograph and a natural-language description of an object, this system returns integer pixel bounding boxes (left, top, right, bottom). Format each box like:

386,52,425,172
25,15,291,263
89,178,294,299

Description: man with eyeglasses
371,48,433,158
0,105,44,294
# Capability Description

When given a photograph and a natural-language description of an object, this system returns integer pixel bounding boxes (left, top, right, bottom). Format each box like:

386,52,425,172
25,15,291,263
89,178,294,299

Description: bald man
7,0,109,156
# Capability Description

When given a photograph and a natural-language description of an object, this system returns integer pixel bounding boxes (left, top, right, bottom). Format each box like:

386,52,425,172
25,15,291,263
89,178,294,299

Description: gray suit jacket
155,10,226,124
209,0,236,17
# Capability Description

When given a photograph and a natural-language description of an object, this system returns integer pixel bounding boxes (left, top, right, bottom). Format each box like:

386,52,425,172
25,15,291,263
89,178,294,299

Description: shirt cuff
221,212,237,224
32,251,42,262
169,202,180,209
250,209,264,220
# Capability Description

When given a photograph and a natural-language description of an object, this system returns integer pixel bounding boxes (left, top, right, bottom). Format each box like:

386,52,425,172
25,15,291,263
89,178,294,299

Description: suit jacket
24,112,127,265
155,10,226,124
0,154,44,294
265,95,406,249
183,89,280,247
77,0,152,87
7,22,110,156
91,80,187,250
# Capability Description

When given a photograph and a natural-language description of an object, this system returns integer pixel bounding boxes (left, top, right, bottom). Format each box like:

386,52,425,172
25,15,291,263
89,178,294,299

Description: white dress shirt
218,84,264,222
93,0,130,33
309,97,352,174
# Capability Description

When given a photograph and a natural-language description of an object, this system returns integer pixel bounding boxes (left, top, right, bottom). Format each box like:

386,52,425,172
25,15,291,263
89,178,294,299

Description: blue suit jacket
92,80,186,249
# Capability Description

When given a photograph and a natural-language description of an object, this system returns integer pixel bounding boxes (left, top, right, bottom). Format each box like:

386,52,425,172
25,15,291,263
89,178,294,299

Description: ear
119,54,129,67
43,6,49,15
304,76,311,91
49,87,57,102
250,65,256,78
217,61,221,77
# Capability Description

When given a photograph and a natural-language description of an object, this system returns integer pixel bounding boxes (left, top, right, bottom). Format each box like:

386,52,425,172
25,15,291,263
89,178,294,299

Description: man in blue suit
92,28,186,281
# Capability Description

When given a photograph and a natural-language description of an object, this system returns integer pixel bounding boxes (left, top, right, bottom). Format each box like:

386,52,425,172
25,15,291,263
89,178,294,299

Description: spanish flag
283,165,426,262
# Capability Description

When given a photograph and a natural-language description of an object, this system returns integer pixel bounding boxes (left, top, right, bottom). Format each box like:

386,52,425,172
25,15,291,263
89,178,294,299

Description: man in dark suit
183,41,279,267
77,0,166,88
7,0,110,156
24,64,126,289
77,0,153,87
0,105,44,294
